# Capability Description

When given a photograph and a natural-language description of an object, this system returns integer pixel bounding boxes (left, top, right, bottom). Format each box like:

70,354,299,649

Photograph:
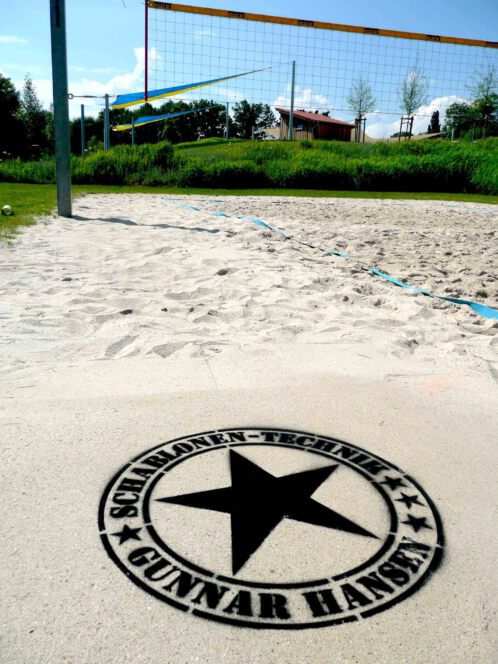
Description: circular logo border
99,427,444,629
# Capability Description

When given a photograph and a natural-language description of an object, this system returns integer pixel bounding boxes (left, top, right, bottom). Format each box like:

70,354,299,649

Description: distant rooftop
276,107,355,127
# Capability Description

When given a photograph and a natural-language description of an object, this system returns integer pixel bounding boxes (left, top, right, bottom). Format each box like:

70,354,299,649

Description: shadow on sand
72,215,220,234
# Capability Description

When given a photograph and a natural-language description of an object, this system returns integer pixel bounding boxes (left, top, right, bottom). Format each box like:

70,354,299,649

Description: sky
1,0,497,137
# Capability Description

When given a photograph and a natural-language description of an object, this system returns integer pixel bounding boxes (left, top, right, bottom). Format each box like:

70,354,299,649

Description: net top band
148,1,498,49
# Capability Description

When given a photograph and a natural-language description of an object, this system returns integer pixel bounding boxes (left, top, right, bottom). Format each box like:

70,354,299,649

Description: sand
0,194,497,372
1,194,497,663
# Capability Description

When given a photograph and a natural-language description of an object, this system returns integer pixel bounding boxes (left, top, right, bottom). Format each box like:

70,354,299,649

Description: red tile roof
276,107,354,127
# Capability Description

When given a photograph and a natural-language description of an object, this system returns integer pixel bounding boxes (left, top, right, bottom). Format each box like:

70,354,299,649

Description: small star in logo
380,476,407,491
111,524,142,545
395,493,424,509
402,514,433,533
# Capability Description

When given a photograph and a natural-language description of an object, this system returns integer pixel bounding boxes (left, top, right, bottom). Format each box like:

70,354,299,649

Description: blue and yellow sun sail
113,107,203,132
113,106,213,132
110,66,271,109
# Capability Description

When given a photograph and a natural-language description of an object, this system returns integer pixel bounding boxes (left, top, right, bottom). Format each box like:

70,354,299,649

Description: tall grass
1,137,496,194
0,142,174,186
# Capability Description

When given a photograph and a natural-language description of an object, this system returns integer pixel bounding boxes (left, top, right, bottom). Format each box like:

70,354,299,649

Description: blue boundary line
166,198,498,321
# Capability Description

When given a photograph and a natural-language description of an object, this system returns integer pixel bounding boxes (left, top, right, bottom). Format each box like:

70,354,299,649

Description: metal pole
251,126,255,140
131,118,135,146
225,102,229,140
104,93,110,150
145,0,149,101
80,104,85,156
49,0,71,217
289,60,296,141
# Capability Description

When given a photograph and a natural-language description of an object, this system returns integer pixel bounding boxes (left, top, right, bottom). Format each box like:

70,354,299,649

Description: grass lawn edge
1,182,497,237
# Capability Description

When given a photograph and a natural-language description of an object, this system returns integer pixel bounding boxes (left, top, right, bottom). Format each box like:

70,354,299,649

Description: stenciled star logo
111,524,142,545
381,476,407,491
156,450,378,574
402,514,433,533
396,493,423,509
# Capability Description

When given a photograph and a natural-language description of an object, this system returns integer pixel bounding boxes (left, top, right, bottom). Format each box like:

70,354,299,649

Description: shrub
72,142,174,185
0,158,55,184
0,137,496,194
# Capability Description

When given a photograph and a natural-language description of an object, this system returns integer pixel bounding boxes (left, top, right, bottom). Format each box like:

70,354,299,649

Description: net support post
104,94,110,150
80,104,86,156
226,102,229,140
49,0,72,217
145,0,149,101
289,60,296,141
132,118,135,146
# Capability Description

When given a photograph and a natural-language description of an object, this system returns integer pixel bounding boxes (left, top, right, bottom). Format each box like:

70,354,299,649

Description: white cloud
14,47,163,118
365,95,468,139
0,63,44,75
70,66,125,75
273,84,330,110
10,46,283,119
0,35,28,45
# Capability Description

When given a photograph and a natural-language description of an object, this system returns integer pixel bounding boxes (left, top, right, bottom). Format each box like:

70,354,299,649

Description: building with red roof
276,107,354,141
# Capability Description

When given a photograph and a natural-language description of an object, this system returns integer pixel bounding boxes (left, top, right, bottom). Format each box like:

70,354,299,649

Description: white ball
2,204,13,216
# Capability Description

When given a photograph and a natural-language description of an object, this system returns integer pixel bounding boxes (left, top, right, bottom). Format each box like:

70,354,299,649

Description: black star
402,514,433,533
157,450,377,574
380,476,407,491
111,524,142,545
396,493,423,509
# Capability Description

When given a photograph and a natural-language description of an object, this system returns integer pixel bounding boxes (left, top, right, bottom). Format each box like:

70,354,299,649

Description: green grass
1,182,497,238
171,138,498,193
0,183,54,238
2,138,497,194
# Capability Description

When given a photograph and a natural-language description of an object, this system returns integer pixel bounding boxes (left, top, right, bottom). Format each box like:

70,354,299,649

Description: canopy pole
289,60,296,141
80,104,85,156
104,94,110,150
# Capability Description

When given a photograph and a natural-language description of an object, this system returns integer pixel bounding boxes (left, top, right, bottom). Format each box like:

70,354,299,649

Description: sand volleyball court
1,195,497,663
0,194,497,369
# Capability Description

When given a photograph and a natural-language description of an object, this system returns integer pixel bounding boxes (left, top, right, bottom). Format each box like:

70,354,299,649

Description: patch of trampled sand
0,194,496,376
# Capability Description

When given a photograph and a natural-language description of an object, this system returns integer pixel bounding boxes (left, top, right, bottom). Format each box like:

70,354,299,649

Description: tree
443,68,498,140
157,99,227,144
191,99,227,140
158,100,197,144
21,74,48,158
347,78,376,142
471,65,498,102
232,100,276,139
427,110,440,134
0,73,27,158
443,102,475,139
469,66,498,138
347,79,376,121
44,104,55,153
399,68,428,137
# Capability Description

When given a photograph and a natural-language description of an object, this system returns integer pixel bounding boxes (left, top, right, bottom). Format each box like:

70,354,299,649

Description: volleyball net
144,2,497,138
